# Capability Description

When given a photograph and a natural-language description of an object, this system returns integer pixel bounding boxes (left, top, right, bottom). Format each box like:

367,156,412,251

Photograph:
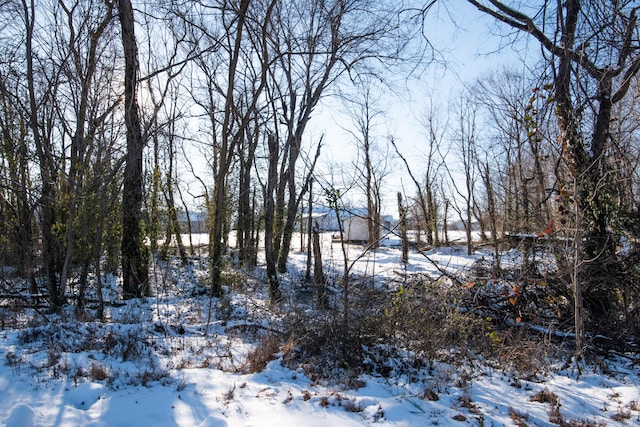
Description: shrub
243,334,280,374
90,363,109,381
383,276,492,364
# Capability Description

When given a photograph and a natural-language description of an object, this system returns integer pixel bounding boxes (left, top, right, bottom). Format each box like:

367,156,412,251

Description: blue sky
311,1,533,215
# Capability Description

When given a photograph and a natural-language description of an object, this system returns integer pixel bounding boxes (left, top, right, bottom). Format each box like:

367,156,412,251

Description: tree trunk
313,221,327,308
425,185,435,247
398,192,409,263
14,122,36,290
276,139,322,273
209,179,227,298
162,129,187,265
209,0,251,298
443,199,450,245
163,172,187,265
276,134,301,273
237,126,258,268
177,184,196,257
264,134,282,302
482,161,500,270
149,135,161,257
365,134,378,248
23,0,63,310
305,179,313,282
572,178,585,363
119,0,149,299
465,204,473,256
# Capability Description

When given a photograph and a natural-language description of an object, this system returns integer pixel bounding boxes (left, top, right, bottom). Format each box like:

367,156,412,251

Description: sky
311,1,535,216
173,1,537,217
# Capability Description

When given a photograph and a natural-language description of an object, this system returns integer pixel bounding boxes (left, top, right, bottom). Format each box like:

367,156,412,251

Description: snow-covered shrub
384,275,491,364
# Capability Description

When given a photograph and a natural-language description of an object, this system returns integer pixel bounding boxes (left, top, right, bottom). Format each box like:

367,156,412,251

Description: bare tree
448,91,480,256
177,0,275,298
266,0,420,276
1,0,126,311
236,110,261,269
53,0,118,310
341,77,388,248
467,0,640,358
19,0,67,310
417,98,448,247
263,133,282,301
471,68,554,236
397,192,409,263
0,70,36,291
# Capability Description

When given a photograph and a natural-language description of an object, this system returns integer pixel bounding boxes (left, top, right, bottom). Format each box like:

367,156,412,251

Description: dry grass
344,398,363,413
281,272,559,388
222,384,235,402
611,409,631,422
509,407,530,426
90,363,109,381
422,387,439,401
529,389,603,426
458,389,481,414
243,334,280,374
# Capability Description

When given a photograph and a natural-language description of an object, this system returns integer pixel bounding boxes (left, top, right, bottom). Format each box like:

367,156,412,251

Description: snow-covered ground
1,232,639,426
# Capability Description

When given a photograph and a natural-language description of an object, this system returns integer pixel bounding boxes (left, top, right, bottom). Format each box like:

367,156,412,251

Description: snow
1,232,639,426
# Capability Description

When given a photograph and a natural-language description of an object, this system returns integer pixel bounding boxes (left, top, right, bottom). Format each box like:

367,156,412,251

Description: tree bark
305,178,313,282
313,221,328,308
264,134,282,302
398,192,409,263
481,161,500,270
237,121,259,268
119,0,149,299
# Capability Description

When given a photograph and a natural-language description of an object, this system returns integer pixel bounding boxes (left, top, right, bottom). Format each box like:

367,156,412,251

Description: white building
299,207,393,243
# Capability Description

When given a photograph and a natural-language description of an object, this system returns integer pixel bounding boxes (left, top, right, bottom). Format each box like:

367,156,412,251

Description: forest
1,1,640,425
